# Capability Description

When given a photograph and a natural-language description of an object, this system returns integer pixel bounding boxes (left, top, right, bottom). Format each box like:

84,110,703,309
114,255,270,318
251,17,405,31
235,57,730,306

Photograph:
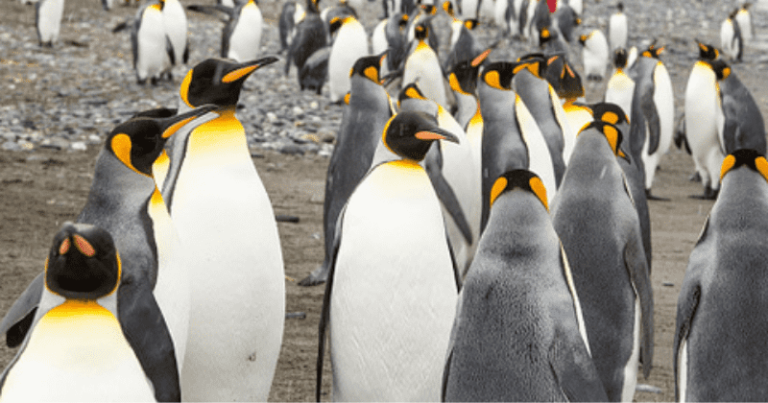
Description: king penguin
735,2,753,44
685,42,726,199
221,0,264,62
279,1,301,53
608,2,627,51
316,111,461,402
551,121,653,402
166,57,285,401
35,0,64,47
129,0,174,85
402,22,451,110
604,48,635,123
328,15,369,103
720,9,743,62
299,55,391,286
579,29,609,81
707,58,766,155
675,148,768,401
0,107,216,402
0,224,159,402
442,1,485,74
162,0,189,76
285,0,327,78
442,169,607,402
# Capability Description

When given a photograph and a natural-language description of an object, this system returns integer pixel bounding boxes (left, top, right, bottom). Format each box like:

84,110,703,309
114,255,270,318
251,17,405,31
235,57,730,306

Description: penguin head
728,8,739,20
463,19,478,30
481,62,516,90
179,57,279,108
641,41,665,59
578,121,628,160
704,59,731,80
489,169,548,211
578,34,588,46
381,111,458,162
695,40,720,60
720,149,768,183
590,102,631,160
307,0,320,13
741,2,752,11
414,23,429,41
538,26,553,47
329,15,354,36
398,13,409,29
442,0,455,19
448,49,490,95
45,222,121,300
548,56,584,99
349,53,383,84
617,2,624,12
613,48,628,69
105,105,218,176
516,53,548,78
420,4,437,16
398,82,428,106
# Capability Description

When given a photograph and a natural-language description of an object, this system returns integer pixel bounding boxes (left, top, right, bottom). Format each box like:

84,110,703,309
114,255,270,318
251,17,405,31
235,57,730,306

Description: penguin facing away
0,223,158,402
551,121,653,403
316,111,461,402
604,47,635,123
299,46,331,95
675,149,768,401
442,169,607,402
168,57,285,402
735,2,753,44
299,55,391,287
35,0,64,47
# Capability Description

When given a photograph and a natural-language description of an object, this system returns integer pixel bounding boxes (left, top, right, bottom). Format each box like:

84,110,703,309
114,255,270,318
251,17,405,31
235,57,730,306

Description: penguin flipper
118,282,181,402
424,144,473,245
165,35,175,67
549,326,609,402
0,272,44,348
316,206,347,402
722,118,740,155
641,88,661,155
623,231,654,379
182,38,190,65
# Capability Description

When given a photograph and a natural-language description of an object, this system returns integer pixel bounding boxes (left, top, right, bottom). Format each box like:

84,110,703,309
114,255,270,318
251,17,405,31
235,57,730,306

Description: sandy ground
1,0,768,402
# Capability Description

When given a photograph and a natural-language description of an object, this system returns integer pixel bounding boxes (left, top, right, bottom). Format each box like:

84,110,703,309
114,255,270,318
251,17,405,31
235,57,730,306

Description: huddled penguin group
3,0,768,402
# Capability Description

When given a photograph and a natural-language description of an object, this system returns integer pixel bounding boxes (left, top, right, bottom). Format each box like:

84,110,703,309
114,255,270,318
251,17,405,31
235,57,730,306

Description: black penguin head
398,82,428,106
381,111,458,162
728,8,739,20
695,40,720,60
463,19,478,30
442,0,455,18
539,26,553,47
414,23,429,41
179,57,279,108
704,59,731,80
641,42,665,59
742,2,752,10
306,0,320,13
489,169,548,211
105,105,218,176
398,13,409,28
350,53,383,84
448,49,490,95
578,33,588,46
617,2,624,12
329,16,344,36
590,102,629,127
420,4,437,16
720,149,768,183
516,53,547,78
547,56,584,100
45,222,120,300
613,47,628,68
578,121,628,160
482,62,515,90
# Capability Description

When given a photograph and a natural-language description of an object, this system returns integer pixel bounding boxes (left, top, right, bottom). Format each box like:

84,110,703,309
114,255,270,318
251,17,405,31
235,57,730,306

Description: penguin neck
185,107,250,165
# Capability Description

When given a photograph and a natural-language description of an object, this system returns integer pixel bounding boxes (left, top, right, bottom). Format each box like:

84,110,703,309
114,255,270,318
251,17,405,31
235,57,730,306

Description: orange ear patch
73,235,96,257
489,176,507,207
529,176,548,211
756,157,768,183
415,131,446,141
720,154,736,182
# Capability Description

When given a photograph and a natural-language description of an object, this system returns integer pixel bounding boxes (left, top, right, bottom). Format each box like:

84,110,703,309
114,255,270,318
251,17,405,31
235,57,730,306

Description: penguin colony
2,0,767,402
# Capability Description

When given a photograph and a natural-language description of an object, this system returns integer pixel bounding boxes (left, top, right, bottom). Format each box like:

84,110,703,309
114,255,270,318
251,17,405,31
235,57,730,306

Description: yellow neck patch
405,86,427,100
720,154,737,182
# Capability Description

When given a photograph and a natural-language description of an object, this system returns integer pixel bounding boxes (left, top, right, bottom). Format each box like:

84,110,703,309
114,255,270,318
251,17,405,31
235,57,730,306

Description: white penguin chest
684,63,721,152
404,42,447,108
162,0,187,61
329,20,369,101
229,3,263,62
1,301,154,402
137,6,169,77
36,0,64,42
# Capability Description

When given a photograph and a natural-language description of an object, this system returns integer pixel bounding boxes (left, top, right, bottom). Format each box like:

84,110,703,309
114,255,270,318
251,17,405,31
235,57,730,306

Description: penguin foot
689,172,701,182
297,264,329,287
689,186,719,200
645,189,670,201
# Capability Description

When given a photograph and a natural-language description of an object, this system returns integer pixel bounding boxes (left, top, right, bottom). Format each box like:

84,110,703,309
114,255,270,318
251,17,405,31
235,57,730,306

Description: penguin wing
640,84,661,155
423,142,474,246
182,37,190,64
165,35,175,66
118,280,181,402
674,113,691,155
315,204,348,402
623,229,653,379
0,272,44,348
549,325,609,402
441,291,464,401
130,17,140,69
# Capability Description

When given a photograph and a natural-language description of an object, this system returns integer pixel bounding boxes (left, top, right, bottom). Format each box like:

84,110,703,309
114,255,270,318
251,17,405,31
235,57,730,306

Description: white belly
137,7,170,80
173,120,285,402
479,0,495,21
604,70,635,122
608,13,627,50
371,20,388,55
678,340,688,402
720,19,737,60
583,32,609,78
162,0,188,65
620,298,641,402
329,20,369,103
1,302,154,402
330,162,457,402
643,62,674,189
36,0,64,44
494,0,508,28
403,43,449,109
685,63,724,189
227,4,263,62
460,0,479,19
736,11,752,43
516,96,557,204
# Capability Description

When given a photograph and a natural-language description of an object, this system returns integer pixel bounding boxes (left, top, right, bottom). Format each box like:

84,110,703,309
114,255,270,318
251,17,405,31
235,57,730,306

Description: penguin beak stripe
162,116,197,139
720,154,737,182
73,234,96,257
415,131,447,141
529,177,549,211
547,56,558,65
471,49,492,67
489,176,507,207
222,65,258,83
59,238,71,255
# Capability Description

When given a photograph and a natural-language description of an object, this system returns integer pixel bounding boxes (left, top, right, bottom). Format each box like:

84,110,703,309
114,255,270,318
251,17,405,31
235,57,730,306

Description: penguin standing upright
162,0,189,75
166,57,285,401
35,0,64,47
604,48,635,120
279,1,300,53
221,0,264,62
442,169,607,402
442,2,485,73
316,111,461,402
128,0,173,85
720,9,743,62
299,55,391,286
608,2,627,51
403,23,451,110
708,59,766,155
551,121,653,402
0,224,158,402
674,149,768,402
552,3,580,43
328,15,369,103
685,42,725,199
735,2,753,44
579,29,609,81
285,0,327,77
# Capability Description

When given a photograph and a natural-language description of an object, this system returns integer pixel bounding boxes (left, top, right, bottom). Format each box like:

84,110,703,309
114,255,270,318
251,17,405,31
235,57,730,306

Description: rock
70,142,87,151
279,144,306,155
317,129,336,143
2,141,21,151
